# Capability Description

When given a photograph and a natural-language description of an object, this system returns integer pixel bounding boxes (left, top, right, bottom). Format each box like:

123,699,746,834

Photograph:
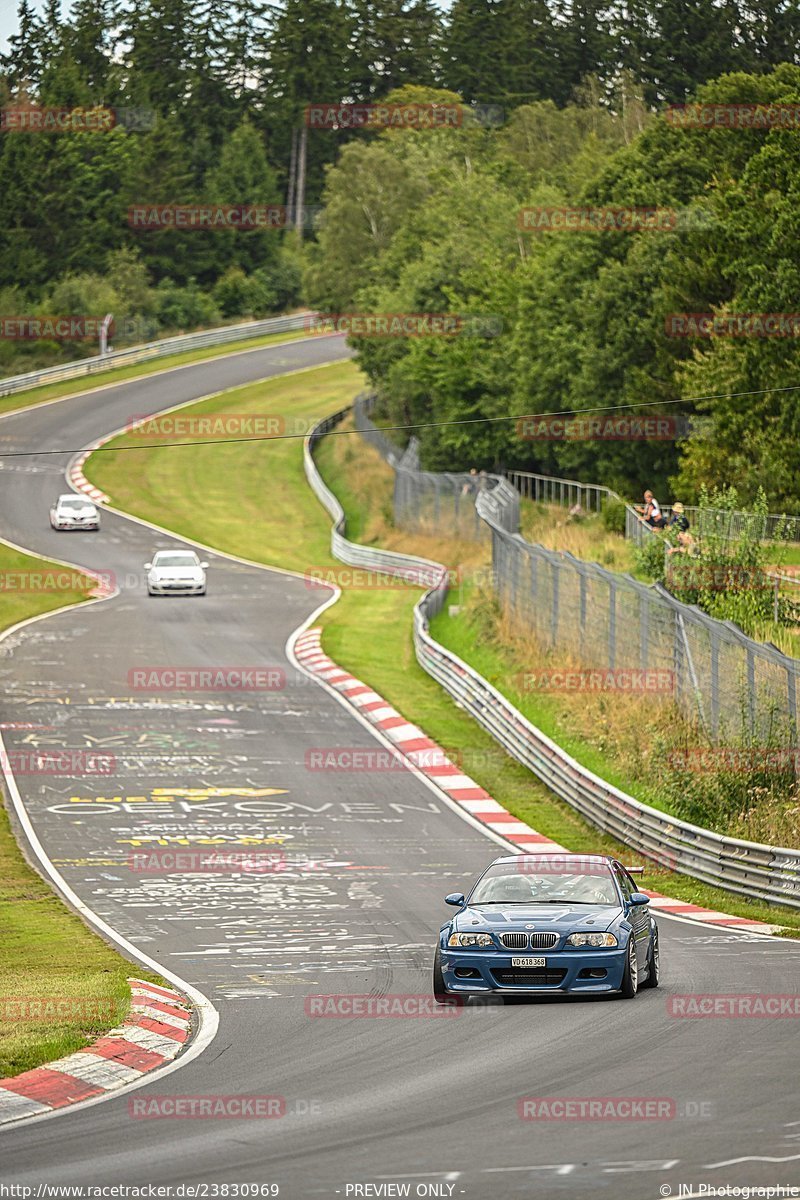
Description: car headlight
447,932,494,948
566,932,618,948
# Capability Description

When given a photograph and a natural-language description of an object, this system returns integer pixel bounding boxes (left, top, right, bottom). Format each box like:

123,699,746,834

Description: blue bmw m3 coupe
434,853,659,1000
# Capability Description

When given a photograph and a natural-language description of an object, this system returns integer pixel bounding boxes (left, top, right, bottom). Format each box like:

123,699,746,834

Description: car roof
490,854,612,866
153,548,197,556
58,493,94,502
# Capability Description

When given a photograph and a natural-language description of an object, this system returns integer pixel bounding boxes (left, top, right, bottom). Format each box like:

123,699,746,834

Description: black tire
640,927,660,989
619,936,639,999
433,947,450,1005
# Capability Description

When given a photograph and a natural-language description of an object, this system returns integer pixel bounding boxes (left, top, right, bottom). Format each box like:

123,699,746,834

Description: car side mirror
144,563,152,570
445,892,465,907
629,892,650,906
200,562,209,569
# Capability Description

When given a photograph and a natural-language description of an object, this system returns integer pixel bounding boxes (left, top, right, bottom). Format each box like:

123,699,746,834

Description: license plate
511,957,546,967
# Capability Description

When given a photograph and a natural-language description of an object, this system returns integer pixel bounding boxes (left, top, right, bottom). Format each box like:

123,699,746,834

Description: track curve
0,334,798,1197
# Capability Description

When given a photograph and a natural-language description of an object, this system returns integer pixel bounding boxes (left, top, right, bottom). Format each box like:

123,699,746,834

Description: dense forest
2,0,800,504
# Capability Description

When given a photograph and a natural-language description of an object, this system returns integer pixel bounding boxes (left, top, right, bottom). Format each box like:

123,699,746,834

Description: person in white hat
669,501,690,533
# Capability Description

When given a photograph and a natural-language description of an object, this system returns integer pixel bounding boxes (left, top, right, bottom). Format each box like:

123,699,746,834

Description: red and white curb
69,444,109,505
294,627,781,936
0,979,192,1125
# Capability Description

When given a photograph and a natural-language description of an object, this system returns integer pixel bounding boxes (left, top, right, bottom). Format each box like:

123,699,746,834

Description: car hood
150,566,203,579
453,903,623,934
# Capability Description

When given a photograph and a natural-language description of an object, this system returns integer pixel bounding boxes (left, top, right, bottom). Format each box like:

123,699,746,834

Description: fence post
788,664,798,748
551,561,560,648
710,628,720,742
746,648,756,736
579,569,587,654
608,579,617,669
639,589,649,672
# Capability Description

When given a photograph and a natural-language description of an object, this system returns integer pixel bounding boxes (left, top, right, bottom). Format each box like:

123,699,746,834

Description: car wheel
640,927,660,989
619,937,639,999
433,947,450,1004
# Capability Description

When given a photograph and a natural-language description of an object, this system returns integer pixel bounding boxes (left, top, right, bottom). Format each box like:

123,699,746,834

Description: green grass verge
0,325,313,419
0,545,162,1078
87,360,360,573
83,372,800,935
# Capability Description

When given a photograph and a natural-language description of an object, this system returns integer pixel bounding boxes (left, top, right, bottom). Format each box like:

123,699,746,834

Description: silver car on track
50,493,101,530
145,549,208,596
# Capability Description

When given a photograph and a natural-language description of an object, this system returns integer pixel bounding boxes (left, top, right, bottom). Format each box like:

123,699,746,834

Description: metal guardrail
306,406,800,910
0,312,312,398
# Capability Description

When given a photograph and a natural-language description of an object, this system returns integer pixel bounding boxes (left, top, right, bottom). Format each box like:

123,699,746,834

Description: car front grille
499,933,528,949
499,932,559,950
491,968,567,987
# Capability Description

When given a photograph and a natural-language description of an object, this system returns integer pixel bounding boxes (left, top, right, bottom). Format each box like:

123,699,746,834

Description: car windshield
60,497,91,509
153,553,199,568
469,861,619,906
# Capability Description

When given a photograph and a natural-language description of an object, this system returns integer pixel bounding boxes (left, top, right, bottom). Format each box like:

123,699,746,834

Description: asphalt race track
0,335,799,1198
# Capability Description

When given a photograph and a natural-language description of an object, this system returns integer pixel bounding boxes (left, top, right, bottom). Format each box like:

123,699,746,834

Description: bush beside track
84,376,800,934
0,544,162,1078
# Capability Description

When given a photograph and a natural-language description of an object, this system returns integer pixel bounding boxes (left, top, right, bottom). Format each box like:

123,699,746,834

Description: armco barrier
306,407,800,910
0,312,312,398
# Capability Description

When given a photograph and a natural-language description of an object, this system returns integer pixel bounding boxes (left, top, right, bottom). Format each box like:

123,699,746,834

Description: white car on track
145,549,208,596
50,493,101,531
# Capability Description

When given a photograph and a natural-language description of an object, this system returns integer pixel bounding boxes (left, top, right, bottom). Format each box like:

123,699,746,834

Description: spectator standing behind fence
461,468,478,497
635,489,665,529
668,501,690,533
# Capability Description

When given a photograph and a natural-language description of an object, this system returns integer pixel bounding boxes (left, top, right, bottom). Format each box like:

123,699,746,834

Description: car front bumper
440,946,628,994
148,580,205,594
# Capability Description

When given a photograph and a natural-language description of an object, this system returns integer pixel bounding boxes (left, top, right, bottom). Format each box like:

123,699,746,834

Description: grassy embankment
84,367,800,933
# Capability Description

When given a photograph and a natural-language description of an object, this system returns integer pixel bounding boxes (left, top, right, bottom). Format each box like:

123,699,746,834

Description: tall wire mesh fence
353,397,800,747
353,394,519,539
477,487,800,748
